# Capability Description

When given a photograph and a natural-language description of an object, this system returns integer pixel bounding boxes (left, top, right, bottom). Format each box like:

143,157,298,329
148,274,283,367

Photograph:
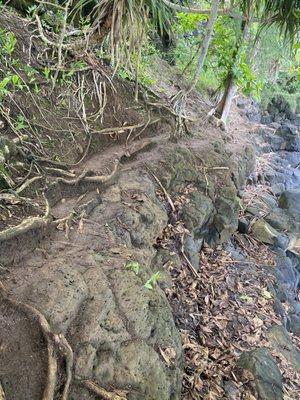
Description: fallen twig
148,170,176,213
180,233,200,278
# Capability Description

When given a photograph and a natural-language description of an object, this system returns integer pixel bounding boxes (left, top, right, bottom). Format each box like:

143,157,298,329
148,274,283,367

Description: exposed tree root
0,381,5,400
0,283,74,400
15,175,43,194
58,334,74,400
82,380,128,400
0,195,51,242
56,169,89,185
83,159,119,183
55,159,119,186
44,167,76,178
0,283,57,400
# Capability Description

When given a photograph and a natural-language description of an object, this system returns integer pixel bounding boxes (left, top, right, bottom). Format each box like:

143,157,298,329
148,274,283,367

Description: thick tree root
58,334,74,400
0,283,74,400
0,381,6,400
83,159,119,183
82,380,128,400
0,196,52,242
56,159,119,186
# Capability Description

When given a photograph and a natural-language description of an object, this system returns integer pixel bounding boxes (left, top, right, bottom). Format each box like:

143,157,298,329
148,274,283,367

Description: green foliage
43,66,51,82
0,74,22,100
144,271,161,290
117,43,158,86
233,52,262,98
172,14,262,97
254,25,300,110
260,0,300,43
72,0,174,65
0,29,16,56
175,12,208,34
14,114,28,130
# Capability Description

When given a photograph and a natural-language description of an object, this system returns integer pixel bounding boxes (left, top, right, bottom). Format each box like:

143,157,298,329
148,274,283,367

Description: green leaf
144,271,161,290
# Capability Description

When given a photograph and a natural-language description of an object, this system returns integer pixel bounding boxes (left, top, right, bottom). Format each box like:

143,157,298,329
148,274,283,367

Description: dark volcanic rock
237,348,283,400
276,124,300,152
267,325,300,373
279,189,300,216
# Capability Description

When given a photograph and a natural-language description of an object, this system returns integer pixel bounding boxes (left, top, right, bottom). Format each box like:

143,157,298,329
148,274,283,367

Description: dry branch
148,170,176,213
180,233,200,278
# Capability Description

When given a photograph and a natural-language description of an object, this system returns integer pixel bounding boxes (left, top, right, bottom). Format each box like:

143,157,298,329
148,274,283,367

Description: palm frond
77,0,173,65
260,0,300,42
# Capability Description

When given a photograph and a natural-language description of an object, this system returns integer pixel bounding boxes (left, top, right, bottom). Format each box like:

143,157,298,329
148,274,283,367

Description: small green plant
118,68,131,80
0,76,12,98
261,289,273,300
69,60,87,72
3,32,16,55
0,30,17,55
42,66,51,82
79,16,91,32
144,271,161,290
14,114,28,130
124,261,140,275
27,5,37,18
23,65,38,85
0,74,22,100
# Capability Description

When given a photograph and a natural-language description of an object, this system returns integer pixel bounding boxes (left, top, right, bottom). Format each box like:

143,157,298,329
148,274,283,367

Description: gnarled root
0,381,6,400
0,195,52,242
83,159,119,183
55,159,119,186
0,283,74,400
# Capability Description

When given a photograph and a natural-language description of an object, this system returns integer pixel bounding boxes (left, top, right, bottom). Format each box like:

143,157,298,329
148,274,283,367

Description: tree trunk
186,0,220,94
214,18,250,123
